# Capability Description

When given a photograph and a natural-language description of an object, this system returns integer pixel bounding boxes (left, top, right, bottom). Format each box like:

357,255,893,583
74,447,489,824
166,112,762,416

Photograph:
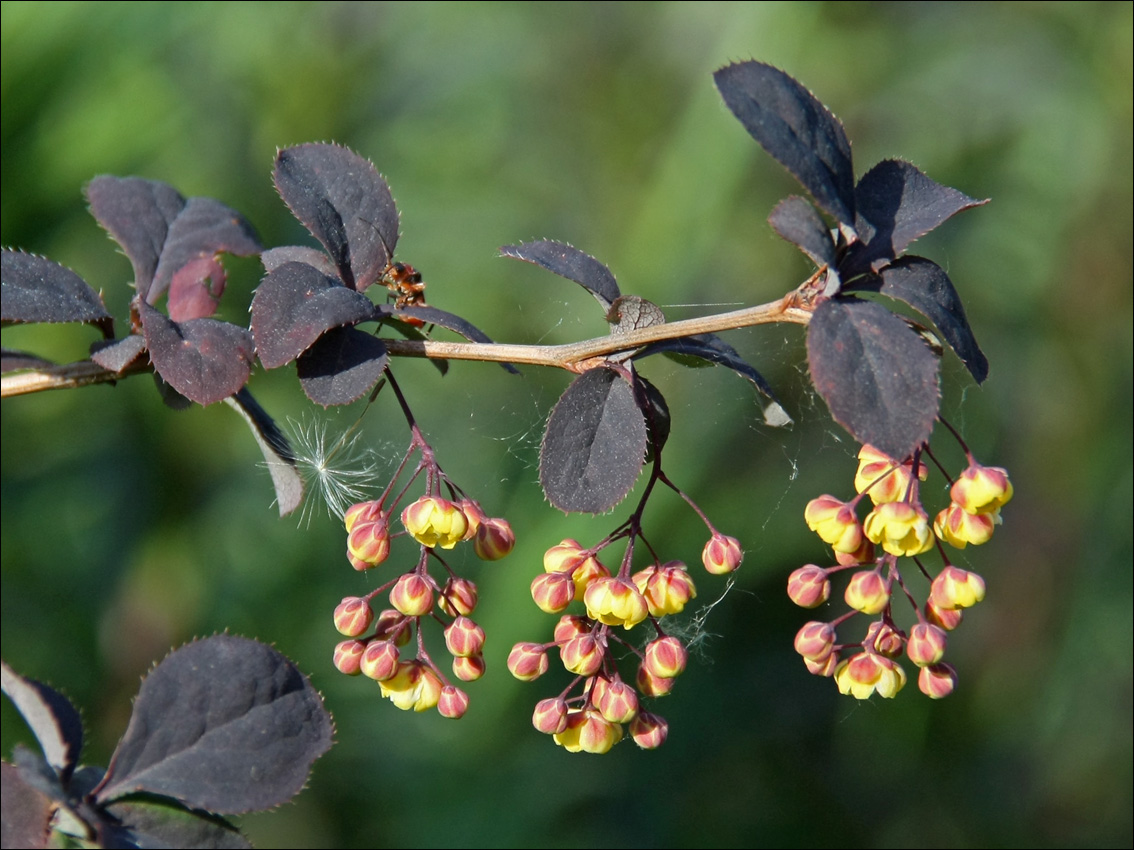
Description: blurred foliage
2,2,1130,847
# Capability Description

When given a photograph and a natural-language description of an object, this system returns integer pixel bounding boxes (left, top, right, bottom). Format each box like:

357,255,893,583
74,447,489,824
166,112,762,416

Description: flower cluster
790,442,1011,700
331,432,514,719
511,526,741,753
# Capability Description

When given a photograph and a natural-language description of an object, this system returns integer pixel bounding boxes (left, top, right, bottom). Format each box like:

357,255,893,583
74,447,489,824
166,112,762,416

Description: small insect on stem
382,262,428,327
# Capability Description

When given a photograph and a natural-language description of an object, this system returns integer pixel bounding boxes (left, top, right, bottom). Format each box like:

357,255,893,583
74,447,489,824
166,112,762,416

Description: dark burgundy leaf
166,256,225,322
102,799,251,850
225,388,304,517
150,196,260,305
250,262,376,369
90,335,148,373
274,143,399,292
139,303,253,405
846,159,988,274
96,635,333,814
87,176,186,300
153,374,193,411
500,241,621,311
0,662,83,780
768,196,838,271
540,367,647,514
714,61,855,226
1,251,113,338
297,326,388,407
260,245,338,277
846,256,989,384
607,295,665,335
807,298,940,459
1,349,56,373
1,761,54,850
636,375,671,461
394,304,519,374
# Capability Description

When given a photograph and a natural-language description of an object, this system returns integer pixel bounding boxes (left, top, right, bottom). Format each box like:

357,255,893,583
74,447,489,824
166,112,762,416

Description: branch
1,289,814,398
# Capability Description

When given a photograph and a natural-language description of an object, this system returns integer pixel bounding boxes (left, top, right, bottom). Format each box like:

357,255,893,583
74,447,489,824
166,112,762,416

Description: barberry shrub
3,57,1010,829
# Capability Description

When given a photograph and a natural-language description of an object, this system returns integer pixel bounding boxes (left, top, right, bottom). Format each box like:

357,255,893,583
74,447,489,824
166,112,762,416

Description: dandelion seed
286,415,383,526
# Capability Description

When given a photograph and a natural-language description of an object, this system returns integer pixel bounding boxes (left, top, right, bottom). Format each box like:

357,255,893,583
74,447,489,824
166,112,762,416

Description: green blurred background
2,2,1130,847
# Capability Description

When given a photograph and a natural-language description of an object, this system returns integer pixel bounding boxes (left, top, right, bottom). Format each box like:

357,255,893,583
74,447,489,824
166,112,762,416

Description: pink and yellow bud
702,533,743,575
401,495,469,549
360,639,400,682
629,711,669,749
804,495,864,554
864,620,904,657
455,499,486,539
834,652,907,699
794,621,837,662
507,642,549,681
835,538,876,567
930,566,986,610
906,623,948,667
925,600,964,631
644,636,688,679
332,639,366,675
530,572,575,614
344,500,384,533
633,562,697,617
863,501,935,557
532,697,569,735
918,662,958,698
636,664,676,697
372,609,412,646
592,676,639,724
583,577,649,630
543,539,590,573
346,515,391,569
438,577,478,617
553,709,622,754
787,565,832,609
560,634,604,677
444,616,486,658
390,573,434,617
452,653,486,682
474,517,515,560
569,558,611,596
854,445,927,505
950,464,1013,515
438,685,470,719
934,503,999,548
844,569,891,615
805,651,840,677
379,661,442,712
553,614,590,645
333,596,374,637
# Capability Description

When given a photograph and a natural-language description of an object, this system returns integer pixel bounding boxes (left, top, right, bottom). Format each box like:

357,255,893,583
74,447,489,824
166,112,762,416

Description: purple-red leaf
807,298,940,459
89,335,148,373
96,635,332,815
540,367,646,514
715,61,855,227
2,251,113,338
846,159,988,274
260,245,339,277
297,326,388,407
1,661,83,781
847,256,989,384
251,262,376,369
500,241,621,312
1,761,54,850
1,349,56,373
768,196,838,271
139,303,253,405
394,304,519,374
274,143,399,292
102,798,251,849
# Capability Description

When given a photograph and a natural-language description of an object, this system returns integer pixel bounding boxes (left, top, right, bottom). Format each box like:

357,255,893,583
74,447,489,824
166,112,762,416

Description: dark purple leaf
846,256,988,384
1,761,53,850
139,303,253,405
714,61,855,226
0,662,83,781
500,241,621,312
260,245,338,277
96,635,333,815
250,262,376,369
1,349,56,373
540,367,647,514
845,159,988,274
394,304,519,374
102,799,251,850
636,375,671,461
807,298,940,460
1,251,113,338
274,143,399,292
607,295,665,335
768,196,838,271
297,326,388,407
225,389,304,517
90,335,148,373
